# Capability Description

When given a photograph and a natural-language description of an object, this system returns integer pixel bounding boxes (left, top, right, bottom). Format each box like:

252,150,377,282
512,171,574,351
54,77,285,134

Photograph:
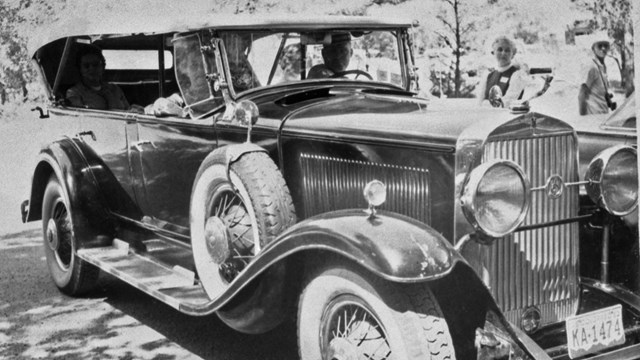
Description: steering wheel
331,69,373,80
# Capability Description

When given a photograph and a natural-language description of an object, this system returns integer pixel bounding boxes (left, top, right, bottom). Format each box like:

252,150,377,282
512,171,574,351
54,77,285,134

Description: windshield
219,30,407,94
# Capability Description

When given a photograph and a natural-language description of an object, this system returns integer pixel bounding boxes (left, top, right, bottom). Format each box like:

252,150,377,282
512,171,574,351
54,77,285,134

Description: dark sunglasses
596,43,610,50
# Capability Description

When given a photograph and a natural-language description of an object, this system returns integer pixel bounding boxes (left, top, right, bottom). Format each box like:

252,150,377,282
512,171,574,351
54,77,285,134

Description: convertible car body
22,14,640,359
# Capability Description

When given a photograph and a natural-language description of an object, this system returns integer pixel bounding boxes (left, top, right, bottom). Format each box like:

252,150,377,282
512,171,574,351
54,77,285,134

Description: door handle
133,140,156,152
31,106,49,119
76,131,96,141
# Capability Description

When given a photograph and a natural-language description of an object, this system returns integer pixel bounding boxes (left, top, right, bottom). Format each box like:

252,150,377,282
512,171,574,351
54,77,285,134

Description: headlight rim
585,145,638,216
461,159,531,238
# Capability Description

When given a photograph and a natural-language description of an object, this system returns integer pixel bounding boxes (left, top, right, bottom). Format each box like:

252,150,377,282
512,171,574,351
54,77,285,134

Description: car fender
207,142,268,168
240,211,545,358
269,209,464,281
24,138,114,248
184,208,468,317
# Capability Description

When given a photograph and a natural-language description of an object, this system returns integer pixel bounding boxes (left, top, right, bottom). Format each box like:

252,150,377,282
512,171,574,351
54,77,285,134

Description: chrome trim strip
515,214,591,232
530,180,589,192
284,130,455,152
110,212,192,248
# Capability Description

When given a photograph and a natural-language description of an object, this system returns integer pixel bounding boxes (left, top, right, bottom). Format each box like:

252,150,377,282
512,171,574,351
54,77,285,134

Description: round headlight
585,145,638,216
461,160,530,238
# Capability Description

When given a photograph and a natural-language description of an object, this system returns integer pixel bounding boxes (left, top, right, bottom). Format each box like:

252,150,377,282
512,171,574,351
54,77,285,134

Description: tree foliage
0,0,65,105
591,0,633,90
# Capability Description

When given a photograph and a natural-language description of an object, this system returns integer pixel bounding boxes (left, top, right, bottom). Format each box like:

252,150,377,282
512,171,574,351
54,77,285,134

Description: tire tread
298,264,456,360
43,176,99,296
230,152,296,246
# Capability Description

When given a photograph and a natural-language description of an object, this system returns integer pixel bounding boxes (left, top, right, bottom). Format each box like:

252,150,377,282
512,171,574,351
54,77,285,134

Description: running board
77,239,210,311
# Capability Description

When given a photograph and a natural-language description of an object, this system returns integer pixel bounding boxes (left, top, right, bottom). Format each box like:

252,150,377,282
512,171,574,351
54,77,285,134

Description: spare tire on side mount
190,150,296,331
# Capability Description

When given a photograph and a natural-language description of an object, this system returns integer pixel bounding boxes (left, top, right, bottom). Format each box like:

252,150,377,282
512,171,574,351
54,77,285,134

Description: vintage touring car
22,14,640,359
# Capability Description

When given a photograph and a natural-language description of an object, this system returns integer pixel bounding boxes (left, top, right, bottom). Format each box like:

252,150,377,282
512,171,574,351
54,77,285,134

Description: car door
76,110,142,218
130,115,217,234
126,31,228,235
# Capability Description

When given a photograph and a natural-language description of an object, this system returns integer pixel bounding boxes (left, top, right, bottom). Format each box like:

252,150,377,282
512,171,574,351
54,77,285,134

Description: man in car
307,33,352,79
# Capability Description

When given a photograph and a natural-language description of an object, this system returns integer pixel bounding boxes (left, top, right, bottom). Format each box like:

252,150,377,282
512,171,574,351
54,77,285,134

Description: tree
434,0,482,97
0,0,66,105
0,3,29,105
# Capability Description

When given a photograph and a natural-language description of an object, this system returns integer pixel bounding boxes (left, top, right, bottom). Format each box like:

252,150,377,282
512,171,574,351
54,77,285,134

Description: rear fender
24,139,114,248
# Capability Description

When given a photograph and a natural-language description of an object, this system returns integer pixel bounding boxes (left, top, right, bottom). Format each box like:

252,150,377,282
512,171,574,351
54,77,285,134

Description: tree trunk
22,81,28,100
0,85,6,105
453,0,461,98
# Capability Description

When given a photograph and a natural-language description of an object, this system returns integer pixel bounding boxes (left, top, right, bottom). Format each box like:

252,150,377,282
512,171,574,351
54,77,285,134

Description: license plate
565,304,625,359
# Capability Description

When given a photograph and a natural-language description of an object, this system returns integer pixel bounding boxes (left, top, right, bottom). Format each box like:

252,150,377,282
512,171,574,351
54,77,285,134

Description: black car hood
273,87,518,149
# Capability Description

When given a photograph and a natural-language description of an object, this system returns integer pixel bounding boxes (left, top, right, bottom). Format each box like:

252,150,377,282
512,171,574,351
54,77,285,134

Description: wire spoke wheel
208,184,257,267
298,266,455,360
322,295,391,360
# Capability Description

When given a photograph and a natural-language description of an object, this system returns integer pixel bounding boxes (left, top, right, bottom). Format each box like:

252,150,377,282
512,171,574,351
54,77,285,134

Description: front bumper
527,279,640,359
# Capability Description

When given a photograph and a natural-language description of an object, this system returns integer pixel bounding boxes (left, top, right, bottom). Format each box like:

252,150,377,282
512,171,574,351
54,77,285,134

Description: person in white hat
578,36,615,115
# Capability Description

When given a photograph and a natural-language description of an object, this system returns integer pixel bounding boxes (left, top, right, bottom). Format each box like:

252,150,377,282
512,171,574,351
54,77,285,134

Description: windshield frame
214,27,413,99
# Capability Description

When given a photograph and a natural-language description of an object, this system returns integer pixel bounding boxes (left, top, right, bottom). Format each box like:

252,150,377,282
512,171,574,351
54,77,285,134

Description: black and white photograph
0,0,638,359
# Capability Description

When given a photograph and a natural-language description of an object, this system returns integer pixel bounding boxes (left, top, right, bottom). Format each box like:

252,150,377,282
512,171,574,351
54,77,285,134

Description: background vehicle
22,15,640,359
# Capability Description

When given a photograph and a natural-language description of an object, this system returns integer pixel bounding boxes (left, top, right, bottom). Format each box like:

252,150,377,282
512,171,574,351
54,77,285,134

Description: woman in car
477,35,528,108
66,44,139,111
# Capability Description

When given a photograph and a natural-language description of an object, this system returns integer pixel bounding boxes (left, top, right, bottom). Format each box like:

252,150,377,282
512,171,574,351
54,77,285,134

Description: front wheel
298,266,455,360
42,175,99,295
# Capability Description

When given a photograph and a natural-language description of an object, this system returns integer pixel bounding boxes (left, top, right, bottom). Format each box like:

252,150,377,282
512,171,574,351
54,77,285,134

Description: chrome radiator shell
480,133,580,327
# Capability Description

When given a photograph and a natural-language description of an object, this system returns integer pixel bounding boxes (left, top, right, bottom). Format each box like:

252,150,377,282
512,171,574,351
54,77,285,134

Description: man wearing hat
578,36,615,115
308,33,352,79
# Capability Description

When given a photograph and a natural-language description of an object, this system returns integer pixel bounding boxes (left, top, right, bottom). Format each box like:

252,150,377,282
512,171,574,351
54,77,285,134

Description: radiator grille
300,154,430,224
482,134,579,326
